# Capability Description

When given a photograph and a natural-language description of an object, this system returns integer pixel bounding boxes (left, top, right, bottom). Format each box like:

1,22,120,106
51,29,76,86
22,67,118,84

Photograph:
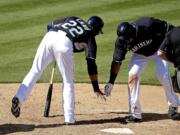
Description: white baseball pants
16,30,75,123
128,53,180,119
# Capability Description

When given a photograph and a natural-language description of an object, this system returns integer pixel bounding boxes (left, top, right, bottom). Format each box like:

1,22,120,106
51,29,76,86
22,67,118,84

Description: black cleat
174,88,180,94
11,97,21,118
125,116,142,123
168,106,179,120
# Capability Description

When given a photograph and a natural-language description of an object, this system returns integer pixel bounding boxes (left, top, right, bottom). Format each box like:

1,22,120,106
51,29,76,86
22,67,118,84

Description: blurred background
0,0,180,84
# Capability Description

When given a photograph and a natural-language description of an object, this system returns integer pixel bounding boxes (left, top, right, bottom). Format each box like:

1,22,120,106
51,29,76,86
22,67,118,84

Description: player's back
53,17,91,43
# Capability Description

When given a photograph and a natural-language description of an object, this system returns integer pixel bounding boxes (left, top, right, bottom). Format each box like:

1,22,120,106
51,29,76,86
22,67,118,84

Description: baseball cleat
125,116,142,123
11,97,21,118
174,89,180,94
168,106,179,120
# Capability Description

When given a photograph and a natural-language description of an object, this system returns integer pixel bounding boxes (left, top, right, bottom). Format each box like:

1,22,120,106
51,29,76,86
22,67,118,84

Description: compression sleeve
86,58,97,75
86,58,100,92
109,61,121,84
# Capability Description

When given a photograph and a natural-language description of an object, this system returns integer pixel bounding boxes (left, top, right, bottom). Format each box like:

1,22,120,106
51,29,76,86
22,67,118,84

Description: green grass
0,0,180,84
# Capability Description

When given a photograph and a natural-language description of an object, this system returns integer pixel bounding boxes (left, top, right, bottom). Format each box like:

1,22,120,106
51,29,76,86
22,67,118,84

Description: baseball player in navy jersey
11,16,105,125
158,26,180,119
158,27,180,92
104,16,180,122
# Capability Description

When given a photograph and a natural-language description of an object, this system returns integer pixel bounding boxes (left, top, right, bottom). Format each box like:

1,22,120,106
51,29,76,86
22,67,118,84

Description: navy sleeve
85,37,98,75
113,38,127,63
159,32,172,53
159,32,174,63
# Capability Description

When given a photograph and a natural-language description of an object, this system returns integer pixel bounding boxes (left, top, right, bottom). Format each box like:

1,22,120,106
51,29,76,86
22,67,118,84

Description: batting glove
104,83,113,97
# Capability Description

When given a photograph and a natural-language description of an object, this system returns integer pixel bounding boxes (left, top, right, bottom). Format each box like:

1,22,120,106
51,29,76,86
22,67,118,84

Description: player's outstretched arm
104,61,121,97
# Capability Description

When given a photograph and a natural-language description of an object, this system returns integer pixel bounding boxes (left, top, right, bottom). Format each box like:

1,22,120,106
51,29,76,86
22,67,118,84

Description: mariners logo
131,39,153,52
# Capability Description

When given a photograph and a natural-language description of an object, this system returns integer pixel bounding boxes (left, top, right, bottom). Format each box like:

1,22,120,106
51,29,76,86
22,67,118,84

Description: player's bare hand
94,89,106,101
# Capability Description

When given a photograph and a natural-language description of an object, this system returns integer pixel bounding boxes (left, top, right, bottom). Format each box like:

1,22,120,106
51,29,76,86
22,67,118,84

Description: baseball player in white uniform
104,17,180,122
11,16,105,125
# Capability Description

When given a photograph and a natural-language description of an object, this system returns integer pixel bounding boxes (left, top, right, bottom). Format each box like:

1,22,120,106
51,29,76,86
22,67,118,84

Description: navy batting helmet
117,22,136,41
87,16,104,35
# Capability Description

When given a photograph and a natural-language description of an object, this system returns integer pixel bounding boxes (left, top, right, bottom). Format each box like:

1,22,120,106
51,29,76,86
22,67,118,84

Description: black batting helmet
87,16,104,35
117,22,136,41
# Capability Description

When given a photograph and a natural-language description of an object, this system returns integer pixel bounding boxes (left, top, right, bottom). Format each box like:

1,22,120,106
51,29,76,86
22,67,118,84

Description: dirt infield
0,83,180,135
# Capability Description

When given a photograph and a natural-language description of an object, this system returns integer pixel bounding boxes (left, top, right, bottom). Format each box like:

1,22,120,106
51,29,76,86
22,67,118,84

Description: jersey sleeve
113,38,127,63
159,32,175,62
159,32,172,53
85,37,97,60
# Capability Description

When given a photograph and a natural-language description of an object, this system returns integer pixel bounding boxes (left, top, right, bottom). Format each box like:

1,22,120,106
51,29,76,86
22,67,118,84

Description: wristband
91,80,99,91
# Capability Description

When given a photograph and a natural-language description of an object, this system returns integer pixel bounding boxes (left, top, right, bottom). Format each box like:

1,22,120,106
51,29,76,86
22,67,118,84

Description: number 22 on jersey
61,19,90,37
